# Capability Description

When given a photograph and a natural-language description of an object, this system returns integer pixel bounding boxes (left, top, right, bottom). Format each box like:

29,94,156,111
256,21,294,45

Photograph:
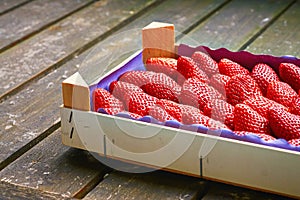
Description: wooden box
61,22,300,199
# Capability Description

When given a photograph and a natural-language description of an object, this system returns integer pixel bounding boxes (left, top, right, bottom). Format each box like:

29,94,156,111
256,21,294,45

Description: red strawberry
92,88,124,114
124,111,142,119
180,78,221,110
181,108,210,126
234,131,276,141
191,51,218,76
254,133,276,142
119,70,155,87
290,96,300,116
266,81,298,108
149,105,176,122
279,63,300,92
209,74,231,95
234,104,270,135
288,138,300,147
124,92,158,116
203,99,235,130
243,96,288,119
269,107,300,140
177,56,209,84
251,63,279,95
109,81,143,102
218,58,250,77
226,74,262,106
157,99,203,122
146,57,178,80
120,71,181,102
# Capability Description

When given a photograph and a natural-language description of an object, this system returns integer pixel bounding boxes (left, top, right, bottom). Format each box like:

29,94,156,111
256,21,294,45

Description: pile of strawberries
93,51,300,147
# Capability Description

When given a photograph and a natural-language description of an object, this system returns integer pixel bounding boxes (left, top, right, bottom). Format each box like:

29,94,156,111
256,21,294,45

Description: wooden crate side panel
203,139,300,198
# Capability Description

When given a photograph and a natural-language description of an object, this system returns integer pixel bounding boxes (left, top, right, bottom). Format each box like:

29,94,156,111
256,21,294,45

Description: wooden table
0,0,299,199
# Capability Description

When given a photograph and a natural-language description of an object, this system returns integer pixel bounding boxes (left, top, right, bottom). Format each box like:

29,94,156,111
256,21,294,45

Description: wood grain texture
0,130,110,198
0,0,157,99
0,0,93,52
183,0,293,51
0,0,31,15
83,171,206,200
0,181,74,200
245,0,300,57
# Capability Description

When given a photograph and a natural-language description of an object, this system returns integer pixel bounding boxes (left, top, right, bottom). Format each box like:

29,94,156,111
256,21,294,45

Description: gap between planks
238,0,297,51
0,0,96,54
0,0,164,103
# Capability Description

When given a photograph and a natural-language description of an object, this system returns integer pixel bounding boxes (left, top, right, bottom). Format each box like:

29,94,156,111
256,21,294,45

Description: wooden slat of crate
181,0,294,51
0,0,226,171
0,0,93,52
83,171,206,200
0,0,31,15
0,129,109,198
245,0,300,56
0,0,158,99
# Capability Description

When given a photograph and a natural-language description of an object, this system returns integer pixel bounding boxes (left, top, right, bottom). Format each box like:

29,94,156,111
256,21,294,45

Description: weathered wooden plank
0,0,93,53
0,0,31,15
0,0,225,171
0,181,74,200
0,0,158,100
83,171,206,200
182,0,294,51
201,181,291,200
245,0,300,57
0,129,110,198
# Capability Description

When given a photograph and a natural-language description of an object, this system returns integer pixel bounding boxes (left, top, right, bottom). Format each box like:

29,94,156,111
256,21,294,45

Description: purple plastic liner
90,45,300,152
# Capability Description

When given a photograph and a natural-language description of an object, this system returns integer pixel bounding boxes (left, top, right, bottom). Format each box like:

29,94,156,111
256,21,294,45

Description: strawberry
182,110,210,125
157,99,203,122
209,74,230,95
109,81,143,102
269,107,300,140
290,96,300,116
266,81,298,108
145,57,178,80
288,138,300,147
92,88,124,114
234,131,276,141
218,58,250,77
124,111,142,119
203,99,235,130
123,92,158,116
177,56,209,84
279,62,300,92
254,133,276,142
243,96,288,119
234,104,270,135
225,74,262,106
251,63,279,95
148,105,176,122
120,71,181,102
179,78,221,110
191,51,218,76
119,70,155,87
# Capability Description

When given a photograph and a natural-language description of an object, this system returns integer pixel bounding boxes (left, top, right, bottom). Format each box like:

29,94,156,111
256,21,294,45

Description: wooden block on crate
62,72,90,111
142,21,175,63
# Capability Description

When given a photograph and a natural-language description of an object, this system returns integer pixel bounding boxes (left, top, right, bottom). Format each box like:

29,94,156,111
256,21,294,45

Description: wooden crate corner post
142,22,176,63
62,72,91,111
